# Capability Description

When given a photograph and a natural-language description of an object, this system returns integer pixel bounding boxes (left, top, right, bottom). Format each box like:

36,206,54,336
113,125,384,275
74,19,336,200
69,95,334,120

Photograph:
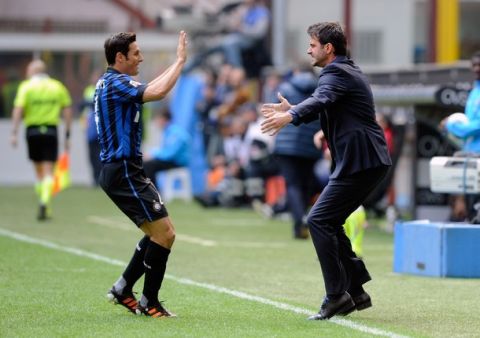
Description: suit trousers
306,165,389,297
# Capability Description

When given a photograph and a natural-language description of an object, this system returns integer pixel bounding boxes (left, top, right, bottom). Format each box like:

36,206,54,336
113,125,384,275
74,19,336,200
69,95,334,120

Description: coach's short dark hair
307,22,347,56
104,32,137,65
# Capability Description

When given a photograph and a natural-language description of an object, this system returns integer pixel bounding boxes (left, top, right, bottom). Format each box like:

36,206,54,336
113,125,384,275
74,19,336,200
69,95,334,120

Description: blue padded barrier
394,221,480,278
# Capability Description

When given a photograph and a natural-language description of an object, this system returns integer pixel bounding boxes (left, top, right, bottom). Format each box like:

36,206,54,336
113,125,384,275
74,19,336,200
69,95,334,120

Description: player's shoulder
16,79,30,91
109,72,142,87
48,77,68,89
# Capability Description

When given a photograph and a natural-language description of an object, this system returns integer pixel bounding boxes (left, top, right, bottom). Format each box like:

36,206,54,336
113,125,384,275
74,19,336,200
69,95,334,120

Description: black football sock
114,235,150,294
141,241,171,307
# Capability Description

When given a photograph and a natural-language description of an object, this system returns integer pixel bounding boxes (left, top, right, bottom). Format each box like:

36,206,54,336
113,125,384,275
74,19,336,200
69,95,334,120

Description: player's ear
115,51,126,64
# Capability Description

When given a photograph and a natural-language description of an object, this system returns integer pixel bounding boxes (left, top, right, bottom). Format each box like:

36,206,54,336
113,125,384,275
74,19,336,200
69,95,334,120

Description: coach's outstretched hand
177,31,187,63
261,92,293,136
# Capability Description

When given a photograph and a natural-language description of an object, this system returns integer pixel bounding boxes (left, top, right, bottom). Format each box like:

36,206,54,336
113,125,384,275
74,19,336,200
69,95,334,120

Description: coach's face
307,36,330,68
123,41,144,76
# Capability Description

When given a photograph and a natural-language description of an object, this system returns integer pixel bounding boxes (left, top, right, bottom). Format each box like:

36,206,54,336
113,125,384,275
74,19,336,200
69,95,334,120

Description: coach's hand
261,93,293,136
177,31,187,63
262,92,292,114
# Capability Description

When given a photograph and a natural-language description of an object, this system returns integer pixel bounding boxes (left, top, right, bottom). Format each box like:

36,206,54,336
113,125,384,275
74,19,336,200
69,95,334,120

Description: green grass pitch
0,187,479,337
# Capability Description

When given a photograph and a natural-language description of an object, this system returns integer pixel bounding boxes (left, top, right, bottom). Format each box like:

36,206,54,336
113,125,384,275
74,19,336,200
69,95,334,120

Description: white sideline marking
176,234,217,247
87,215,286,248
0,228,408,338
209,218,267,227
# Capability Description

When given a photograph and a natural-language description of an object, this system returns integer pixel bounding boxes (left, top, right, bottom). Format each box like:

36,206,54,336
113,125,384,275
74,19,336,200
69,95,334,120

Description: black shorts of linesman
95,31,187,318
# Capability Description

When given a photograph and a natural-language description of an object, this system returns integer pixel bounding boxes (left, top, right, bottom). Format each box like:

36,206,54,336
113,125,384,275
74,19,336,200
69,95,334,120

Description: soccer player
10,59,73,221
95,31,187,318
261,22,392,320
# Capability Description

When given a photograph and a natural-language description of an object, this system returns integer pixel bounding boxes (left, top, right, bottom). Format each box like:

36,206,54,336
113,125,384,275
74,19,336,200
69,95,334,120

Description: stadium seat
159,167,193,202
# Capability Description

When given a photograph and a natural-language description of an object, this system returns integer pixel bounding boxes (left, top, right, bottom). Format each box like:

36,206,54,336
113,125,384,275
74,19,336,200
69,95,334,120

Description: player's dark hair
307,22,347,56
104,32,137,66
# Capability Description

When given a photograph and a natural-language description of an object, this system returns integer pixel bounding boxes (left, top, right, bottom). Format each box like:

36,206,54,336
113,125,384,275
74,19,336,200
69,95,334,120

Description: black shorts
99,158,168,226
26,126,58,162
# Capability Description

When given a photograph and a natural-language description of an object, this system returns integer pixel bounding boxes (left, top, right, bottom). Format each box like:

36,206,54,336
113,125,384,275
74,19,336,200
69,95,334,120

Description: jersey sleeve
112,74,147,104
58,81,72,107
13,81,28,108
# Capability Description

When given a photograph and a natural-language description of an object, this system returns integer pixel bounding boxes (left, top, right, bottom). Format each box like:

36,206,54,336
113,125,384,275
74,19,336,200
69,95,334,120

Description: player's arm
143,31,187,102
10,106,23,147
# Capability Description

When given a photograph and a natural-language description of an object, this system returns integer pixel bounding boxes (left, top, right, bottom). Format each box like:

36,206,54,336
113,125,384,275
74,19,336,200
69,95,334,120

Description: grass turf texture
0,187,478,337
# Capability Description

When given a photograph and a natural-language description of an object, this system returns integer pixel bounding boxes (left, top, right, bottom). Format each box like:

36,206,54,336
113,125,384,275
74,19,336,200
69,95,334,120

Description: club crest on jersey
153,201,162,211
129,80,141,87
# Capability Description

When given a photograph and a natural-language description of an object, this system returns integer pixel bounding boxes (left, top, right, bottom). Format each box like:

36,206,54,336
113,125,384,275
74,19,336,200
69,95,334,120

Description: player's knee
149,226,175,248
165,227,176,244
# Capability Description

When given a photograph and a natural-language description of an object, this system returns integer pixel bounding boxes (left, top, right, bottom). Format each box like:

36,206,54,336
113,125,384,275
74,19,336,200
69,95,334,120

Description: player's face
124,41,144,76
307,37,329,68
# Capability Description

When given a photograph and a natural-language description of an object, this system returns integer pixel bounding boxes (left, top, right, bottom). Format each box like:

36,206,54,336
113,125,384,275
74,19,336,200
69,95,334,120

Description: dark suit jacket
290,55,392,178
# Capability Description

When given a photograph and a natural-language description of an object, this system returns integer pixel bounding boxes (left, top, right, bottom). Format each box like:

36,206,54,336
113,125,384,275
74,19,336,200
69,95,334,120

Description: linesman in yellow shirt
10,59,73,220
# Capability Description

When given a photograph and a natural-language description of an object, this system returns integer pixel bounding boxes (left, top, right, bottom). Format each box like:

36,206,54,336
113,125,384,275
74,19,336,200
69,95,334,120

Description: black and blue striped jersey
94,67,147,163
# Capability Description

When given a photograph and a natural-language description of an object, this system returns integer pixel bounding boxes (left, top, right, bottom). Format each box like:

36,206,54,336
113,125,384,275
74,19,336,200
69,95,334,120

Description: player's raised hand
177,30,187,63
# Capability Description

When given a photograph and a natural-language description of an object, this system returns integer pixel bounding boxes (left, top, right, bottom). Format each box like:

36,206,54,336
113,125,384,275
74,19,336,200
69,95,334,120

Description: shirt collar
331,55,348,64
106,66,121,74
30,73,49,80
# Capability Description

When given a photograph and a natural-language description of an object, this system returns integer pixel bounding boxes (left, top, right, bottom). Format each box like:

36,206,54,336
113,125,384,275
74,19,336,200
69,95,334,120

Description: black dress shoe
338,292,372,316
307,292,355,320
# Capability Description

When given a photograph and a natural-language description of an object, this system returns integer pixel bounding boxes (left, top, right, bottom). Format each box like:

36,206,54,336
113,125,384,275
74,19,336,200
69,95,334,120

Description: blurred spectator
222,115,248,163
376,113,394,154
2,69,21,118
443,51,480,151
143,109,191,189
194,154,226,208
441,51,480,222
183,0,270,73
80,70,102,186
261,67,282,103
10,59,73,221
273,64,323,239
217,67,251,121
195,154,246,208
240,103,278,202
195,65,229,162
195,67,219,151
